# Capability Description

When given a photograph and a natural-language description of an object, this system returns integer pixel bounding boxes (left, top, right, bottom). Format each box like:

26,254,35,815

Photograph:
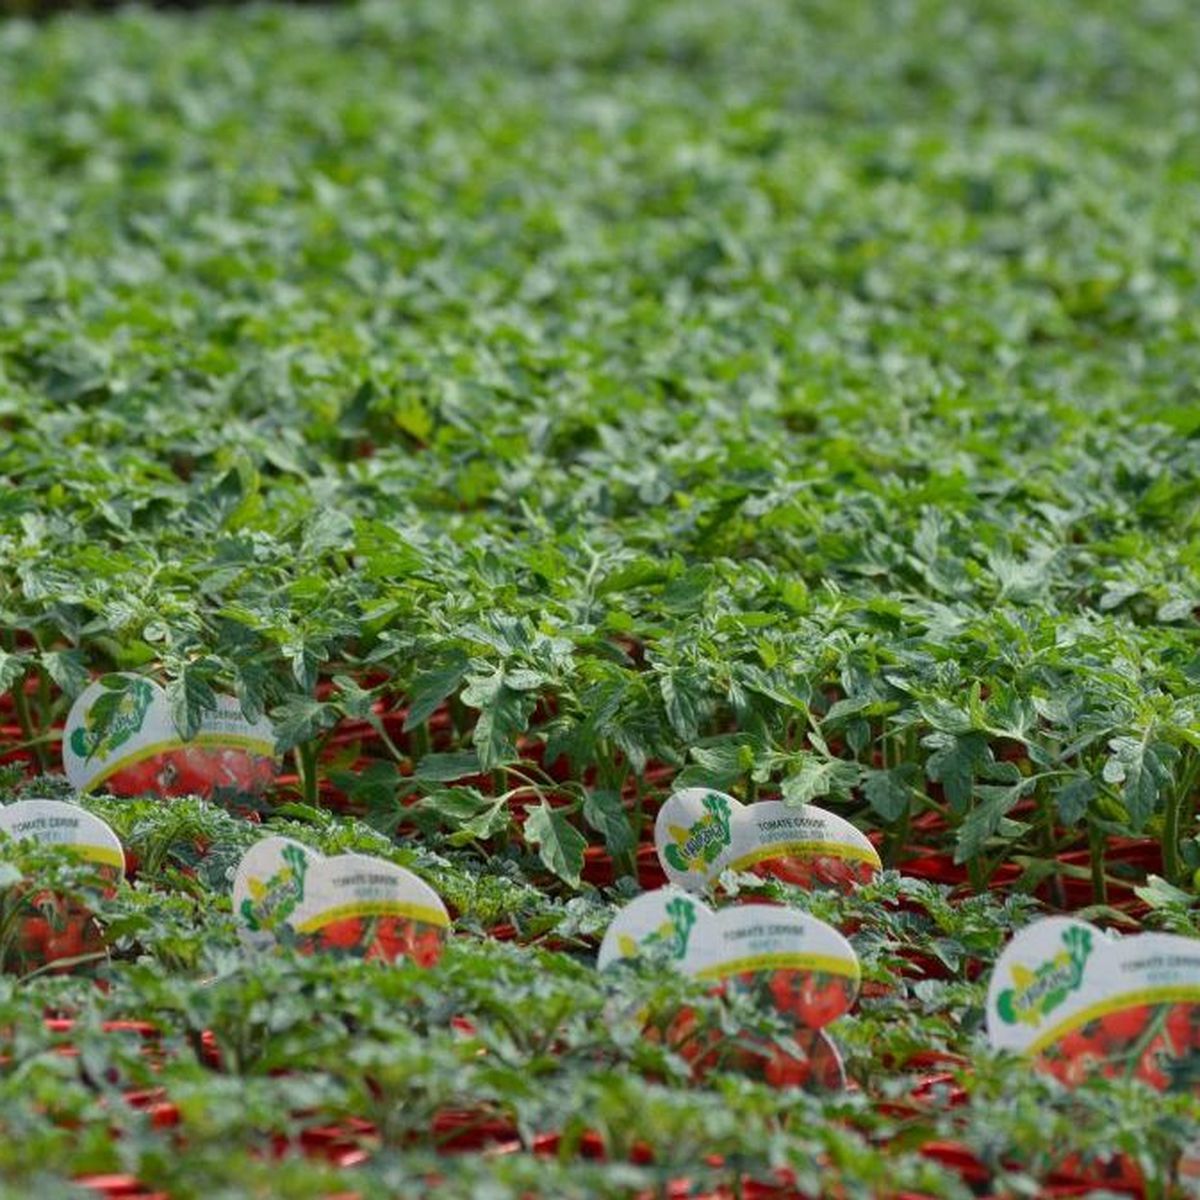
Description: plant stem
12,677,48,773
1088,823,1108,906
1162,749,1200,886
296,740,320,807
410,722,431,763
883,801,911,870
1039,791,1066,908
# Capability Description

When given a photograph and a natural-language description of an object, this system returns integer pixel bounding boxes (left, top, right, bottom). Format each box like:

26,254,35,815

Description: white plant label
987,916,1200,1090
655,789,880,892
232,839,450,965
64,674,277,798
0,799,124,872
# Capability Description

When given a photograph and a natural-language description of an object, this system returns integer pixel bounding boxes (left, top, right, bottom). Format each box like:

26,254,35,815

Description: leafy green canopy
2,0,1199,885
1,0,1200,1192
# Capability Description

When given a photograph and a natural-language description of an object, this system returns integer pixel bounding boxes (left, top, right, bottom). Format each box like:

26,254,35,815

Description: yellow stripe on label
693,951,859,982
86,735,277,789
729,840,881,870
1026,984,1200,1056
294,899,450,933
78,845,126,870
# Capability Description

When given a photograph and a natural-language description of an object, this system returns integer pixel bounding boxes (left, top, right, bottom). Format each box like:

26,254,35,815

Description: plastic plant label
0,800,123,974
232,836,319,951
655,789,740,890
0,799,125,874
655,789,879,893
599,888,860,1091
725,800,880,890
292,854,450,965
64,674,277,800
597,888,713,971
233,839,450,966
986,917,1200,1090
686,904,861,1026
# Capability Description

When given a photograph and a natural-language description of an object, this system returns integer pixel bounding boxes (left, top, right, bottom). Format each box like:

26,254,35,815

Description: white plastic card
987,916,1200,1089
601,887,860,1027
655,789,880,893
232,838,450,964
600,887,860,1090
64,674,277,798
0,799,124,872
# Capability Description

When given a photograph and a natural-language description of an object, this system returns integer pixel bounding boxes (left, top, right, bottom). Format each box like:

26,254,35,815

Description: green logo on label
618,896,699,962
663,792,733,875
241,844,310,933
997,926,1093,1028
70,677,154,761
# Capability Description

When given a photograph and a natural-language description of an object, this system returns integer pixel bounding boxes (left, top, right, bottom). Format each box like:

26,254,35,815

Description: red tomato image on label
5,888,108,976
1035,1000,1200,1093
106,747,276,800
751,854,874,893
295,915,444,967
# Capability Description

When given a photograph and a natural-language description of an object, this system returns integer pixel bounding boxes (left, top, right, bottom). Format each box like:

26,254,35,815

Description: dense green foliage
1,0,1200,1194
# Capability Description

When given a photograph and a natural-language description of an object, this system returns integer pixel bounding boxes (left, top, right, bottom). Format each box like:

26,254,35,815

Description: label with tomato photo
232,836,319,951
655,790,879,894
233,840,450,967
987,917,1200,1093
597,887,711,971
661,1003,847,1091
64,674,277,801
0,799,125,875
725,801,880,891
0,799,124,974
600,890,859,1092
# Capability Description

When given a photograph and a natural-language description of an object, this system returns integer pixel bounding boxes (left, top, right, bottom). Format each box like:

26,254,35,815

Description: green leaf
0,651,27,696
1055,774,1096,825
923,732,989,813
1102,736,1179,832
403,652,470,732
524,801,586,886
166,662,218,740
271,696,339,754
582,788,634,857
954,783,1024,863
862,765,916,822
462,668,535,771
781,755,861,806
40,649,88,699
659,668,705,741
414,751,481,782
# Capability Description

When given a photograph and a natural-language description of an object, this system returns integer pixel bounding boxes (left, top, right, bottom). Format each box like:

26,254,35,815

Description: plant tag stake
987,916,1200,1089
600,887,860,1090
0,799,124,974
64,674,277,800
0,799,124,873
655,788,879,893
233,839,450,966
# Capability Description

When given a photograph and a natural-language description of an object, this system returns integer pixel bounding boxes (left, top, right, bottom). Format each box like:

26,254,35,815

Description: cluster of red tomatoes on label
654,970,849,1092
294,915,444,967
1036,1001,1200,1090
750,855,875,890
4,869,120,974
109,748,275,800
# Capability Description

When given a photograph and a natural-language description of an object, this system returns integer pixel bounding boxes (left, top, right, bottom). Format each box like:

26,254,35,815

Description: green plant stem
296,740,320,807
884,801,911,870
1039,798,1066,909
627,774,645,879
1162,750,1200,886
965,853,985,893
11,678,48,772
1088,824,1108,906
410,722,431,762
